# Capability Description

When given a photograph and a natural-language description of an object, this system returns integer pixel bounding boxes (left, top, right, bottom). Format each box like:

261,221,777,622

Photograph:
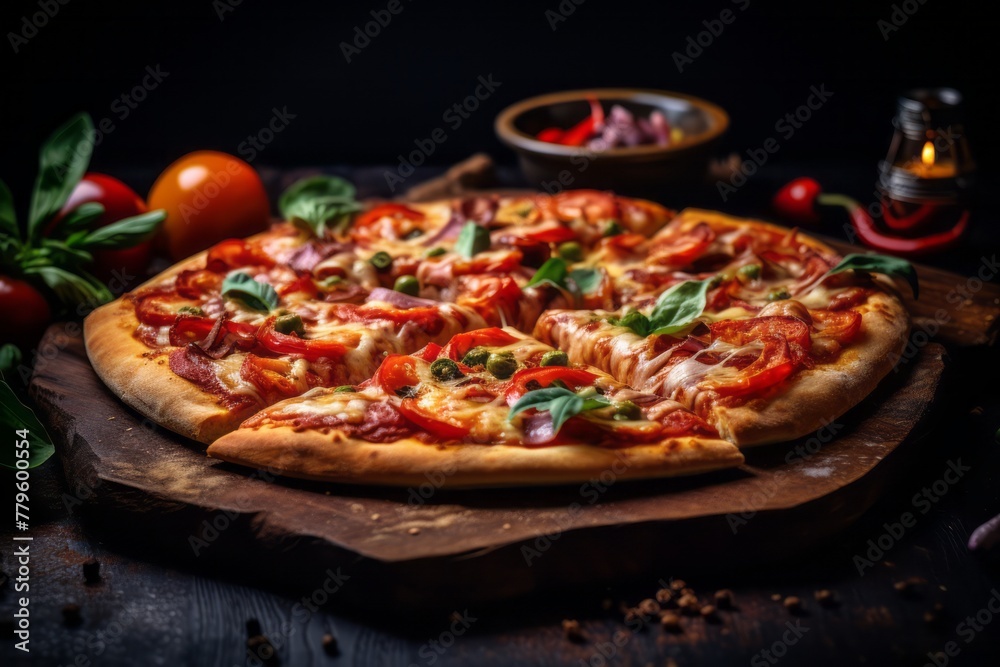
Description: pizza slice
207,327,743,487
85,230,488,444
535,210,910,446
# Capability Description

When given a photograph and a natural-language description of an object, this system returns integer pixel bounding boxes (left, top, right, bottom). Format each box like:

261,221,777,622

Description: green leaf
0,178,18,242
37,239,94,265
26,265,112,306
1,379,55,469
80,210,166,249
279,176,361,237
27,113,95,242
455,222,491,259
508,386,611,434
569,268,603,294
647,279,711,336
526,257,568,289
825,253,919,299
0,344,22,378
221,271,278,312
52,201,105,238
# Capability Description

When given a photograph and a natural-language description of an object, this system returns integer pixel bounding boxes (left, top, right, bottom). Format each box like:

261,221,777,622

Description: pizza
84,190,910,487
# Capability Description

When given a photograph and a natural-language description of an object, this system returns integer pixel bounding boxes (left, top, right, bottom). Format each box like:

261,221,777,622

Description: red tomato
0,276,52,347
240,354,306,398
135,293,202,326
810,309,862,344
351,204,425,243
397,401,470,439
256,318,348,361
440,327,519,361
518,223,576,244
504,367,598,405
53,173,151,281
650,222,715,267
205,239,275,272
149,151,270,261
373,354,421,393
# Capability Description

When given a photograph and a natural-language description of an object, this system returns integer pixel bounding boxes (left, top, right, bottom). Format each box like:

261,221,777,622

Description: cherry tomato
351,204,425,244
0,276,52,348
149,151,270,261
373,354,421,394
53,173,151,280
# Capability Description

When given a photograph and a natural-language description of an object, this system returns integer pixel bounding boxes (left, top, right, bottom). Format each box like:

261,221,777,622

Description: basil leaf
80,210,166,249
508,386,611,434
455,222,490,259
569,268,603,294
53,201,105,237
0,344,22,378
279,176,361,237
222,271,278,312
647,279,711,336
1,379,55,470
27,113,95,242
526,257,568,289
25,265,112,306
610,310,652,337
0,178,18,242
826,253,919,299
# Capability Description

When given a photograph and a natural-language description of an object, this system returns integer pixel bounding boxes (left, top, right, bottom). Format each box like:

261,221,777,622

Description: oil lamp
874,88,975,250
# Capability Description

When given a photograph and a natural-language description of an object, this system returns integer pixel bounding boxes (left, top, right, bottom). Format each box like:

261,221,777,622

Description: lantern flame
921,141,935,167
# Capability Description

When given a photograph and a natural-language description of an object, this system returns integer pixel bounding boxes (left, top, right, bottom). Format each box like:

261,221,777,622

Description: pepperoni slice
135,293,202,327
551,190,620,223
650,222,714,267
351,204,426,243
810,309,862,344
175,269,222,298
454,274,522,327
240,354,306,398
205,239,274,273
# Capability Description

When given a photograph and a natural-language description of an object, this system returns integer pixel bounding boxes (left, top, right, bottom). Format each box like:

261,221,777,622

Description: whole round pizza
84,190,911,487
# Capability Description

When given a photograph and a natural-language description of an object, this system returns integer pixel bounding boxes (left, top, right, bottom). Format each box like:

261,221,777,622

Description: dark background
1,0,997,201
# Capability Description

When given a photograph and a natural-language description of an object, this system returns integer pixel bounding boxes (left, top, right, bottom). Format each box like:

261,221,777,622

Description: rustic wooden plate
30,324,945,609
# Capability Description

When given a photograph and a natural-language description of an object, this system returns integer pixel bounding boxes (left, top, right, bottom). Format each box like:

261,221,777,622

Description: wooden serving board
30,325,945,609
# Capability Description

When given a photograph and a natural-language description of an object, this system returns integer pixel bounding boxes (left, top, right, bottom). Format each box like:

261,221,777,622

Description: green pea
539,350,569,367
177,305,204,316
334,385,355,393
430,358,464,381
602,220,623,237
767,288,791,302
274,313,304,336
461,346,490,367
612,400,642,421
557,241,583,262
393,275,420,296
370,251,392,271
320,276,344,288
424,247,447,258
486,352,517,379
738,264,762,281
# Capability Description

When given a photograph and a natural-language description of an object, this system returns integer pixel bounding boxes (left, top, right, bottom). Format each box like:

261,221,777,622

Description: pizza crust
715,289,910,446
84,284,258,446
207,425,743,488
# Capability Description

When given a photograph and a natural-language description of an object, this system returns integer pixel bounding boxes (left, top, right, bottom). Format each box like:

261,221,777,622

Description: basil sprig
526,257,604,296
612,278,711,337
0,112,166,310
1,379,55,470
279,175,362,237
825,253,918,299
221,271,279,312
455,222,491,259
509,386,611,434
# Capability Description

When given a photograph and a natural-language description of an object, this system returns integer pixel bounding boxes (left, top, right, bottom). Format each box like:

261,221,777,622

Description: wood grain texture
27,324,945,610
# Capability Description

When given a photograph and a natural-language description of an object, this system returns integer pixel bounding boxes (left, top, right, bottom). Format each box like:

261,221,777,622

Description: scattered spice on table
783,596,803,613
62,604,82,626
815,589,837,607
714,589,734,609
660,612,682,633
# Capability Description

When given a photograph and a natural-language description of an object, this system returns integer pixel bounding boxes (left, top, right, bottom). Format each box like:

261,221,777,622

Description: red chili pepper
554,97,605,147
536,127,564,143
772,177,822,224
881,203,936,232
820,193,968,257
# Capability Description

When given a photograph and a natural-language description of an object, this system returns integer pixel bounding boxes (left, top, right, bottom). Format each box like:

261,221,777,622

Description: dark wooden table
3,164,1000,667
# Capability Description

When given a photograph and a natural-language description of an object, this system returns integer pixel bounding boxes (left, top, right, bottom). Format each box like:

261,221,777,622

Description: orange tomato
149,151,270,261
